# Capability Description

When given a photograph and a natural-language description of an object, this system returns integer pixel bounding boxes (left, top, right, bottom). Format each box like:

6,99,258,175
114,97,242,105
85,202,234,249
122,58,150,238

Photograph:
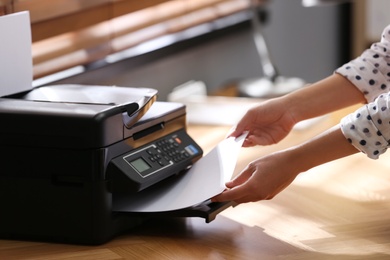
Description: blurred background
2,0,389,101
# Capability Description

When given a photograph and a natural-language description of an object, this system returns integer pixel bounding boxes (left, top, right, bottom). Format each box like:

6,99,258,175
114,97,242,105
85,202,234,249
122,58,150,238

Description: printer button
174,137,182,144
158,160,167,166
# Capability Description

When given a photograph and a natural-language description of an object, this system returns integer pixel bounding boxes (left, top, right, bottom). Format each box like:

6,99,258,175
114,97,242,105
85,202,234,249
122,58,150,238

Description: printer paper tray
114,200,234,223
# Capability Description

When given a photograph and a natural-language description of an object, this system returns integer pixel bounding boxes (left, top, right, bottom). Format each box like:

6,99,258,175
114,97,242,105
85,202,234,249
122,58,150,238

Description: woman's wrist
273,146,310,177
274,125,360,175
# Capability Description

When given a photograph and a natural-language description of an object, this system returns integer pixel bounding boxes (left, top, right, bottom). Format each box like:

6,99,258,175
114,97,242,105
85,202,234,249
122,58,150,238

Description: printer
0,84,232,244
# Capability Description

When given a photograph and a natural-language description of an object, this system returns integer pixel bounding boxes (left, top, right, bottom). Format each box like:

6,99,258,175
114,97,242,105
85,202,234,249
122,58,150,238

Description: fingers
212,185,247,203
226,168,252,188
242,136,258,147
212,184,266,204
227,111,254,138
226,126,236,138
227,126,259,146
212,185,273,204
227,127,244,139
212,166,254,203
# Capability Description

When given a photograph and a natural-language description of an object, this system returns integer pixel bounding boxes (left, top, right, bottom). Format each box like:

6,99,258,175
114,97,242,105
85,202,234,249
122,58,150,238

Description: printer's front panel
0,144,114,244
0,98,232,244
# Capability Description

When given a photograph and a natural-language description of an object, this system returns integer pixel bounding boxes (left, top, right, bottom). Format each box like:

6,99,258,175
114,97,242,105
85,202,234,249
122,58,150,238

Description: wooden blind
0,0,251,79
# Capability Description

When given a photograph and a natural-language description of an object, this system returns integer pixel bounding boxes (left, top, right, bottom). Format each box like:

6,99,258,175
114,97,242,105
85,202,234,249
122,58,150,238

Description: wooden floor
2,109,390,259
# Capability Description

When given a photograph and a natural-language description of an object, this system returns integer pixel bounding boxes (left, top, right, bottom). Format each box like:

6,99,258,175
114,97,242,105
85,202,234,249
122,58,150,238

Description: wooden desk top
2,116,390,259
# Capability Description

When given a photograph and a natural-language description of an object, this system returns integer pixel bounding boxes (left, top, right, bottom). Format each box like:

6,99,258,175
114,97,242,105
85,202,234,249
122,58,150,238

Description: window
1,0,252,79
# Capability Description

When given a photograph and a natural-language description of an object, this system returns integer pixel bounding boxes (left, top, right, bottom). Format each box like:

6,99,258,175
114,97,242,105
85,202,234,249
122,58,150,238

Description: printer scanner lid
22,84,157,128
0,84,158,149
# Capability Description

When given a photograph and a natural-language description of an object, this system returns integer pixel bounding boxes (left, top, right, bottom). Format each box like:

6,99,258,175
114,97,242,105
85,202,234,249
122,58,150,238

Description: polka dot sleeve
336,24,390,103
341,94,390,159
338,24,390,159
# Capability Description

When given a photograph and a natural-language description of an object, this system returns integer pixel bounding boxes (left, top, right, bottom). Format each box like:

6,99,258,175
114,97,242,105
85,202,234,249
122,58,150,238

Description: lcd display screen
130,157,151,173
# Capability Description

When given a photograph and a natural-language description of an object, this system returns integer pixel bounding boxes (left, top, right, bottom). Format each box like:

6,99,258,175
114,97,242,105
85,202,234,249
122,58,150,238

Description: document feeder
0,84,232,244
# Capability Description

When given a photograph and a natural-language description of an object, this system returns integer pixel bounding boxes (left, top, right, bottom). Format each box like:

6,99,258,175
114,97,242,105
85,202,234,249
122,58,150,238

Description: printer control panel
124,134,199,178
108,129,203,192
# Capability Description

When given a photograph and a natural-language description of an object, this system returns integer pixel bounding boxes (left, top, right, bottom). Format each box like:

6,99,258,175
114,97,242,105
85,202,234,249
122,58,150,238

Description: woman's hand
229,97,297,147
213,125,360,204
229,74,366,148
212,150,298,203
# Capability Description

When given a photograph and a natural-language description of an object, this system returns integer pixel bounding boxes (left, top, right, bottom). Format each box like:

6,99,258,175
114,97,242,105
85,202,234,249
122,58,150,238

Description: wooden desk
2,116,390,259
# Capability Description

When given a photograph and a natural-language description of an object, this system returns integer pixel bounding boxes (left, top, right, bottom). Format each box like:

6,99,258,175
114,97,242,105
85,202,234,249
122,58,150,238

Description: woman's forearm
286,125,360,174
283,73,366,123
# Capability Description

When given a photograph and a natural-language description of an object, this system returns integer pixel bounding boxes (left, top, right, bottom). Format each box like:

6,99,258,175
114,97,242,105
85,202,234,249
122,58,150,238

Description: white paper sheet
113,132,247,212
0,11,33,97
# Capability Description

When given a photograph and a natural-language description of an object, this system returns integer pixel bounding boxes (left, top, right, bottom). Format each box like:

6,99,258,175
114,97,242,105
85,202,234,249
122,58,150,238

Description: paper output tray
114,200,235,223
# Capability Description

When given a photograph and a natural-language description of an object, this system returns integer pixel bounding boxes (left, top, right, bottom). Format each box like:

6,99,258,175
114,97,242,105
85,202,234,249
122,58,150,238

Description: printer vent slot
133,123,164,140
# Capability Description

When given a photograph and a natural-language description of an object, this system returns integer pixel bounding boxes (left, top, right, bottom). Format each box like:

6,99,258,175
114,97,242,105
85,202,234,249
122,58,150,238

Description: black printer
0,84,231,244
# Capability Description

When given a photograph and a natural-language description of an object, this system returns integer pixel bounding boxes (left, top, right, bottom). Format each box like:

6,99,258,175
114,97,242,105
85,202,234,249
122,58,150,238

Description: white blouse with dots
337,24,390,159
